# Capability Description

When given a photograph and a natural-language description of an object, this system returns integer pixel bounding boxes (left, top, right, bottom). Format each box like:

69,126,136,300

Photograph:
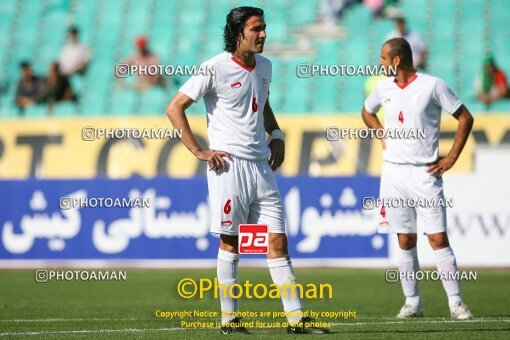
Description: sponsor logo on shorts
221,220,233,227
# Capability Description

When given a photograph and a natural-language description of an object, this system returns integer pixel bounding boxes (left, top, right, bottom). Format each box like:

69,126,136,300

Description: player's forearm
166,102,202,156
263,103,281,134
362,108,384,130
448,106,474,161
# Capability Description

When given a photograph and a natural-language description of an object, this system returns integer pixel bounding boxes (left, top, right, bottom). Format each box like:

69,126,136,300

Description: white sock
434,246,463,308
267,257,303,324
217,249,240,325
398,247,421,306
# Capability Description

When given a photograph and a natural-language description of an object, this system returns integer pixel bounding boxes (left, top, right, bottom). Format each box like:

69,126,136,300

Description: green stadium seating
108,90,137,115
24,104,48,118
0,0,508,117
52,101,78,117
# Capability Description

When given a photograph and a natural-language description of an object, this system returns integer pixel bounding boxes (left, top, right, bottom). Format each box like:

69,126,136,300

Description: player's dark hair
223,6,264,53
384,37,414,69
68,26,78,35
395,17,406,25
20,61,30,69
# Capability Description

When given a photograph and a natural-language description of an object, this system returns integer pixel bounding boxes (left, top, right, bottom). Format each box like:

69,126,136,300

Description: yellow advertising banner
0,115,508,179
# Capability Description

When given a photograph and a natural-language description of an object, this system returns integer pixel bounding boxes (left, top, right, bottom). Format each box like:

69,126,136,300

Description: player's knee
427,232,449,249
398,234,417,250
219,235,239,253
267,233,288,259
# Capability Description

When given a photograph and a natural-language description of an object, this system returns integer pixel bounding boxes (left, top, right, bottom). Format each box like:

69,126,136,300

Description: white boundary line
0,259,394,268
0,328,185,337
332,318,510,326
2,259,508,269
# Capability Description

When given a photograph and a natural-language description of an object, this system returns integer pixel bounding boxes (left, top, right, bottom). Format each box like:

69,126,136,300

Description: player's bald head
383,38,414,69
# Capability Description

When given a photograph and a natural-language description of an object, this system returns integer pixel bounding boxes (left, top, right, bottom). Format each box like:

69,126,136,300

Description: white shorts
378,161,447,235
208,156,286,235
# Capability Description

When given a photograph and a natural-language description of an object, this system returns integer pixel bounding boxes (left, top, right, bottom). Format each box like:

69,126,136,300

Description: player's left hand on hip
268,139,285,171
427,156,455,178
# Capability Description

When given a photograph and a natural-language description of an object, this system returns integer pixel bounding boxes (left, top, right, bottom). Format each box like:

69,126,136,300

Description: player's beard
255,41,265,53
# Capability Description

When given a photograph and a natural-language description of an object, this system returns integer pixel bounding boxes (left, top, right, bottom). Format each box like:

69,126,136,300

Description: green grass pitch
0,268,509,339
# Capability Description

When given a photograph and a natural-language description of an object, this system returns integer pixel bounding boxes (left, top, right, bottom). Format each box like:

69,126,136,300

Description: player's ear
393,55,400,67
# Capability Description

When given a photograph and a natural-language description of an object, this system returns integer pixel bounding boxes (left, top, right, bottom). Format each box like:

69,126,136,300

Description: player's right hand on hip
196,149,232,172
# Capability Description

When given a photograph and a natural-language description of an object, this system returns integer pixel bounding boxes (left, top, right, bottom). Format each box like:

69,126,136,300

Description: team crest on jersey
413,93,420,104
262,79,269,90
431,209,439,220
383,97,391,104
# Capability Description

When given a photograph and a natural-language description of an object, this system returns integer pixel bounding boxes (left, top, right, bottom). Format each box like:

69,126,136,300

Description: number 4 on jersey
398,110,404,123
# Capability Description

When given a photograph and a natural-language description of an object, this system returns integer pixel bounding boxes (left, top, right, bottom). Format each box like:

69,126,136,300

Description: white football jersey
179,52,272,161
364,73,462,165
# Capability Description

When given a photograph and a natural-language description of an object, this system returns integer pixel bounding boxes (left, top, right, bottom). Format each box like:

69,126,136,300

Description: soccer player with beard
362,38,474,320
167,6,328,335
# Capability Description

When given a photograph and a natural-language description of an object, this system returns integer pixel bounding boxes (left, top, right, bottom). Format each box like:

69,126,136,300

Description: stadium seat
0,101,19,118
1,0,509,116
108,90,137,115
24,104,48,118
51,102,78,117
487,100,510,113
139,88,167,115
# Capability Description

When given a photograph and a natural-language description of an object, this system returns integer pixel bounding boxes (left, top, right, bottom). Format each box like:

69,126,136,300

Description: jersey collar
231,54,256,72
394,73,418,89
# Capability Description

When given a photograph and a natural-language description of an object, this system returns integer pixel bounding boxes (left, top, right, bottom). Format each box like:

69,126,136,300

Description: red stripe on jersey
394,74,418,89
231,56,256,72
